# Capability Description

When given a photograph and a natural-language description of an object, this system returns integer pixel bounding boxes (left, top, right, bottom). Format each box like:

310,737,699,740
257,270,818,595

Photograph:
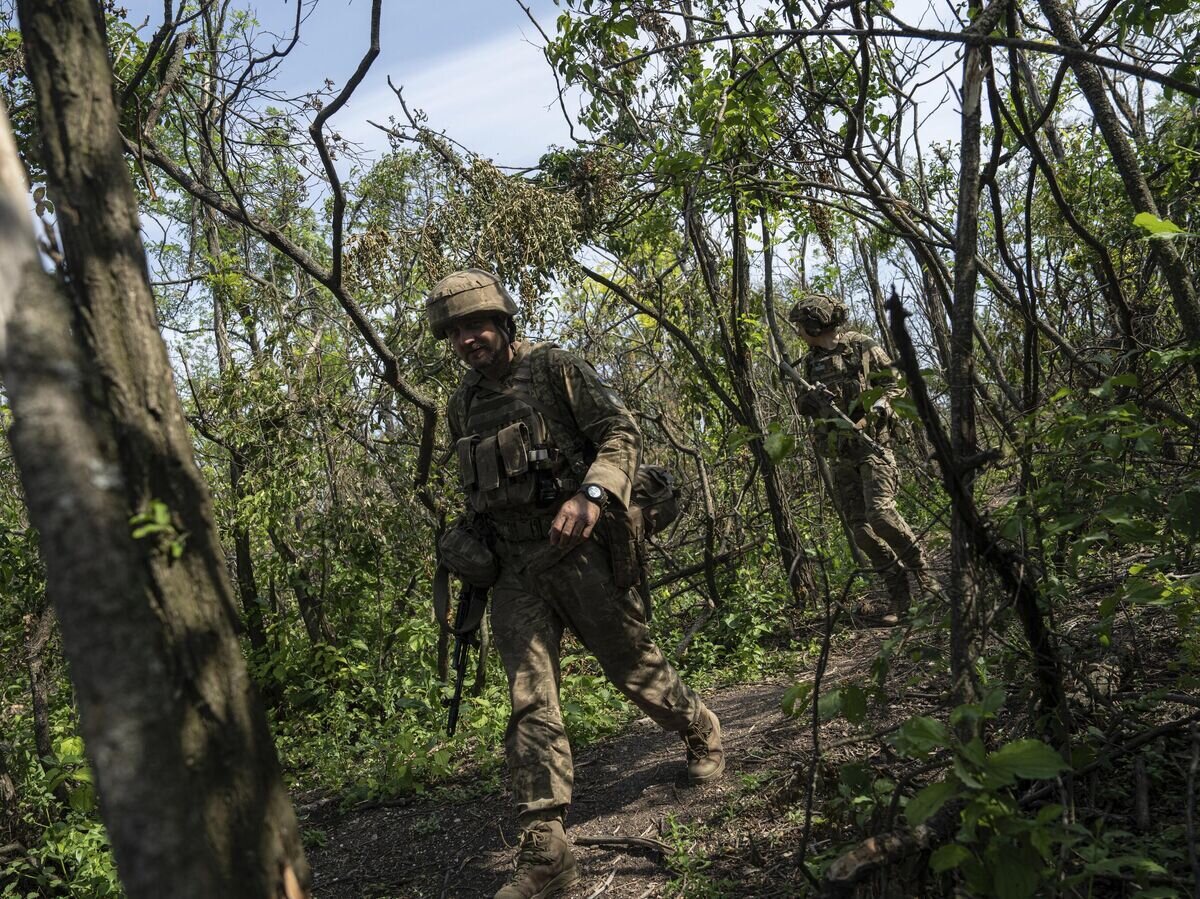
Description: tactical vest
453,343,589,521
803,332,875,420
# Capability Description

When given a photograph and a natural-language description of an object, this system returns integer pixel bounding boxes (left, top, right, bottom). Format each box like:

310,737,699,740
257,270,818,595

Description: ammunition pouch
604,505,645,591
433,517,496,637
633,465,680,539
602,465,681,609
437,516,499,589
457,413,571,513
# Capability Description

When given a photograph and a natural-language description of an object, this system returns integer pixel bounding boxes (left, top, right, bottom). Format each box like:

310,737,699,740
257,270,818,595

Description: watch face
586,485,604,501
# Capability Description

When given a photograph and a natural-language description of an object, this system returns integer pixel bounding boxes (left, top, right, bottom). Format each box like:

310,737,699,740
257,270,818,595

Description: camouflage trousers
490,532,702,826
827,444,927,601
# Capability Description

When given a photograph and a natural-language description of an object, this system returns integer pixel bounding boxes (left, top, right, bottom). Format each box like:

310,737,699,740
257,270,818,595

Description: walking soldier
428,269,725,898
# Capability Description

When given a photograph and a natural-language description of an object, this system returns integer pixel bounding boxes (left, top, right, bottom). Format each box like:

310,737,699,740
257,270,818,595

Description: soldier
788,293,931,618
428,269,724,899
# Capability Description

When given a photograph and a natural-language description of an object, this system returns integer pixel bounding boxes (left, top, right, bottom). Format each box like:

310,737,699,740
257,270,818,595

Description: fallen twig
574,835,671,856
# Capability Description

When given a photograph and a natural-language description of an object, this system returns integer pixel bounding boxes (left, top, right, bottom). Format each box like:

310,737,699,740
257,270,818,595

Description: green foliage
1132,211,1188,237
0,714,121,898
129,500,187,560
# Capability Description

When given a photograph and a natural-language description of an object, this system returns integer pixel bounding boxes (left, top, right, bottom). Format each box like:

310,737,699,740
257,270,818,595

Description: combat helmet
788,293,847,332
425,269,518,339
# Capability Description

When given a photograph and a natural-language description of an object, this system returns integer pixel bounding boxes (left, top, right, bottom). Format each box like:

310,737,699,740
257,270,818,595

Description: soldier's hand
549,493,600,550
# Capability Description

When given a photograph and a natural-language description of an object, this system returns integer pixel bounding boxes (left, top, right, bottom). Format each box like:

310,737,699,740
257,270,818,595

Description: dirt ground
300,590,1194,899
303,681,785,898
301,624,910,899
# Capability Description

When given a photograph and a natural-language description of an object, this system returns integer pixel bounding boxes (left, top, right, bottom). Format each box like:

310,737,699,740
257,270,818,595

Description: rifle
445,582,484,737
778,358,888,455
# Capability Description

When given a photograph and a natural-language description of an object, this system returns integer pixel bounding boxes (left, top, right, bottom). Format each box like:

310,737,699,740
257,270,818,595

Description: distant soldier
427,269,724,899
788,293,931,616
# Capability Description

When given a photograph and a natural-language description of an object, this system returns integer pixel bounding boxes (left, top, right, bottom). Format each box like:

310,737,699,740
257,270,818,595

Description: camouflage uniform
798,330,928,609
448,340,707,826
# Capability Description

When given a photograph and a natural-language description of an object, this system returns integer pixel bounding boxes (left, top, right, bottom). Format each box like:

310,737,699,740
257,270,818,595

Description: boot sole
530,867,580,898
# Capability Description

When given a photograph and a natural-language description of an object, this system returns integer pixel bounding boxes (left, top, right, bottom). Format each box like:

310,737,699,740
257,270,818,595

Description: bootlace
512,829,552,874
684,720,712,758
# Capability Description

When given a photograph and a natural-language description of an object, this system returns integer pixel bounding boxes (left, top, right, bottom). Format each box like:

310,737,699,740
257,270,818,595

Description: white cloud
337,27,577,167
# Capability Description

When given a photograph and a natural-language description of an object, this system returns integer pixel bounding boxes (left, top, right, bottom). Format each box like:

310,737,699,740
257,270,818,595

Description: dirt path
304,679,803,898
303,625,901,898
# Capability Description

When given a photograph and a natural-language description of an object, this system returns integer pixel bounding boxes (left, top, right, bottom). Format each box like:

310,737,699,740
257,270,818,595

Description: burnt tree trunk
1,2,309,896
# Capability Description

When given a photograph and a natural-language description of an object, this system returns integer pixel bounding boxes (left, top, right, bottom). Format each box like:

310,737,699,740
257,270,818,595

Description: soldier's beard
463,336,513,378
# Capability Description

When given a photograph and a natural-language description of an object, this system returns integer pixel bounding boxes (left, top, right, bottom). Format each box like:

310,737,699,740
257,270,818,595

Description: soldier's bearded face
447,313,509,373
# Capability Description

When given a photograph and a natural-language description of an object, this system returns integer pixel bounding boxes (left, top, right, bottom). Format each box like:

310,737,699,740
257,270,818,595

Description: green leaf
993,855,1040,899
763,429,796,463
782,682,812,717
817,687,843,721
1133,212,1185,237
906,779,958,825
728,424,757,451
929,843,971,873
890,394,919,421
56,736,84,760
891,715,950,758
986,740,1068,780
1168,489,1200,538
68,783,96,813
841,684,868,725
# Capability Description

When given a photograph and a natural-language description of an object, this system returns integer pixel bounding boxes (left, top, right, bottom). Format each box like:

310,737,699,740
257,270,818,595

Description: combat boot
681,706,725,784
494,820,578,899
883,570,912,623
912,565,943,596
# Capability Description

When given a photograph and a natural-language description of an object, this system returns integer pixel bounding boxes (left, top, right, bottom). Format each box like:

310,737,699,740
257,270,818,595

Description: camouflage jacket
447,341,640,514
798,331,902,444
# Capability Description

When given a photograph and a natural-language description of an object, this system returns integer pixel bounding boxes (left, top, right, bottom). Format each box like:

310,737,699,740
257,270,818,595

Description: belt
489,512,559,542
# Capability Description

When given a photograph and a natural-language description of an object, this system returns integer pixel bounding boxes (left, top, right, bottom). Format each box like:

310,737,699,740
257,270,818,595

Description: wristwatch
580,483,609,509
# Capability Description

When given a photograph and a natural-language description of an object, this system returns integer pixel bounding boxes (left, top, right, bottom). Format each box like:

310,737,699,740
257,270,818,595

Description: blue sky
120,0,575,166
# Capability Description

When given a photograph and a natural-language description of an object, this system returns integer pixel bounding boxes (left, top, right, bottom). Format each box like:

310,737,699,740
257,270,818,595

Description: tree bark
2,2,309,895
947,1,986,711
22,604,70,807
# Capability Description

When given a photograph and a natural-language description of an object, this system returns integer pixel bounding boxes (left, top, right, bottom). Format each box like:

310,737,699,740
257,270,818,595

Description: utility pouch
497,421,531,478
632,465,680,538
456,436,479,490
437,516,499,589
604,504,645,590
474,435,501,492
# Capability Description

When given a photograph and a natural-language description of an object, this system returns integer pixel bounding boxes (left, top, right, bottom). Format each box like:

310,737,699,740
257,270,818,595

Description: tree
0,1,308,895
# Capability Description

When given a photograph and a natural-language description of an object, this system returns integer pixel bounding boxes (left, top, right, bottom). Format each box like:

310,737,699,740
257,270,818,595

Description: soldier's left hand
549,493,600,550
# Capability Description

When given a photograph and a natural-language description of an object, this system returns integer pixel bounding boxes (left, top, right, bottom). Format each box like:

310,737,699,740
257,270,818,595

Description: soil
301,594,1194,899
302,624,915,899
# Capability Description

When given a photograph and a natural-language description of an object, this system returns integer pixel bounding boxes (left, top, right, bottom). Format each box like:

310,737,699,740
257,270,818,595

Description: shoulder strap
524,343,591,473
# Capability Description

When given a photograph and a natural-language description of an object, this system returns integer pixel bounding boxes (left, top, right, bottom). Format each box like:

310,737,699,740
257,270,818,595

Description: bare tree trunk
196,6,270,659
948,0,987,712
1,2,309,895
22,605,70,807
269,528,337,646
729,195,816,603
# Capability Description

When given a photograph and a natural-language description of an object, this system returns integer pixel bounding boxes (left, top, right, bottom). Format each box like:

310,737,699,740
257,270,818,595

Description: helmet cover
788,293,847,332
426,269,519,339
